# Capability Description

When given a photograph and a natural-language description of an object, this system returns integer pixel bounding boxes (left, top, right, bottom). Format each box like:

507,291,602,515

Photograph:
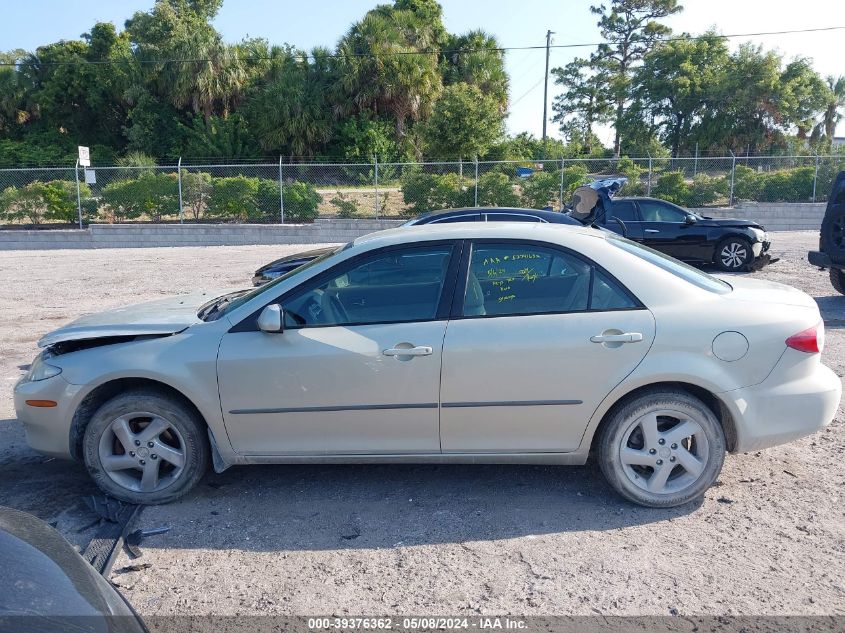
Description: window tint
486,213,545,223
591,270,638,310
283,245,453,327
607,234,731,294
638,200,687,222
464,243,595,317
428,214,481,224
607,200,638,223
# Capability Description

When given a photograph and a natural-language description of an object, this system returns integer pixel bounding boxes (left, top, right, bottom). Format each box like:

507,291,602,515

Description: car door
599,199,644,240
217,242,460,455
439,240,656,453
637,199,708,261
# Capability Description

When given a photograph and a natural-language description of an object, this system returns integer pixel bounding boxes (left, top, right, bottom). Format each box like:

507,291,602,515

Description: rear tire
714,236,753,272
831,267,845,296
82,389,209,505
820,208,845,258
597,389,726,508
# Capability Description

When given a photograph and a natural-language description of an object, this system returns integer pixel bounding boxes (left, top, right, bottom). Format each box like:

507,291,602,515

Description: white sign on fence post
84,169,96,184
78,146,90,168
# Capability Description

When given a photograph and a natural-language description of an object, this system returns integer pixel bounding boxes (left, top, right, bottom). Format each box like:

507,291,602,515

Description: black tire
597,389,726,508
820,208,845,259
82,389,209,504
831,267,845,296
714,236,753,272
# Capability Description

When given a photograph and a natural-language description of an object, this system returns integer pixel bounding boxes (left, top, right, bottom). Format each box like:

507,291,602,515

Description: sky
1,0,844,142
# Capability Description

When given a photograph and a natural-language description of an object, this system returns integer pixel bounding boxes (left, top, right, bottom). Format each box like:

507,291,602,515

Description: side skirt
230,451,591,466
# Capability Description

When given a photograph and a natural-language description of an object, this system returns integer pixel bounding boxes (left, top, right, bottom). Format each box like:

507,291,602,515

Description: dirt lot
0,231,843,617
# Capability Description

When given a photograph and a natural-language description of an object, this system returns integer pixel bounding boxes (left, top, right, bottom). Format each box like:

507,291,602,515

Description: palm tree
443,31,509,112
821,76,845,142
335,9,442,139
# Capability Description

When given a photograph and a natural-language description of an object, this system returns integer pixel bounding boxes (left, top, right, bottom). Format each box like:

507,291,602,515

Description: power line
0,26,842,67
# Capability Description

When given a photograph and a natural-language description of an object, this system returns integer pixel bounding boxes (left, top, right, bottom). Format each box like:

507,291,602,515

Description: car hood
38,289,229,348
256,247,335,273
694,216,764,229
718,275,817,309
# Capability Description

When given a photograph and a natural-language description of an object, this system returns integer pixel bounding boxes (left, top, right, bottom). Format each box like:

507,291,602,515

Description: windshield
200,244,346,321
607,234,732,294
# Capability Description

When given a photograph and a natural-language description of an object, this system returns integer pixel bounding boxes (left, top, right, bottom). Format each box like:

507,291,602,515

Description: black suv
808,171,845,295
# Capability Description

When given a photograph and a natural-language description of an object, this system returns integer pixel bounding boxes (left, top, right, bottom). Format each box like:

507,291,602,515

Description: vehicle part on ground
82,496,142,575
597,389,726,507
82,389,209,504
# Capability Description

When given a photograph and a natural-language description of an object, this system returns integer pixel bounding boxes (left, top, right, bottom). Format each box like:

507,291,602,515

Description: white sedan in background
14,223,841,507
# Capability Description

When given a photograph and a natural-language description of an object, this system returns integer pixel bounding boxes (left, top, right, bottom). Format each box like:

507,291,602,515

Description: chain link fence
1,155,844,226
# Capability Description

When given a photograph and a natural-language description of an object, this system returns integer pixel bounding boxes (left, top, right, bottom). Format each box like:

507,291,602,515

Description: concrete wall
0,218,404,250
0,203,827,250
689,202,826,232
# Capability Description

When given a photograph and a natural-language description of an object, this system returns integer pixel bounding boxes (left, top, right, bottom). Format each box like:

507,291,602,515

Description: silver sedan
14,223,841,507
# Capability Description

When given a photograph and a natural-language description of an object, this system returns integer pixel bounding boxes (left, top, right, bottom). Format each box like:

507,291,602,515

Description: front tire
714,236,752,272
830,267,845,296
597,389,726,508
82,389,209,505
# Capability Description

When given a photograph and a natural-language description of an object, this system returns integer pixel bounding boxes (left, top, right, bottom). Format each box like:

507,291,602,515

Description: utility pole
541,29,554,156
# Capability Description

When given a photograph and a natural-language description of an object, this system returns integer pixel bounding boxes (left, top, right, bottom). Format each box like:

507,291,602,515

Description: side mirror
684,214,697,225
257,304,284,333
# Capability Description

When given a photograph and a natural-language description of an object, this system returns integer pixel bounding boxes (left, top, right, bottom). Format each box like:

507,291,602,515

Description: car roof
411,207,576,223
353,221,605,250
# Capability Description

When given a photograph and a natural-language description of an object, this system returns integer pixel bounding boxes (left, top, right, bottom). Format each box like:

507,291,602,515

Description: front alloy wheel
598,389,726,507
715,237,752,272
83,389,209,504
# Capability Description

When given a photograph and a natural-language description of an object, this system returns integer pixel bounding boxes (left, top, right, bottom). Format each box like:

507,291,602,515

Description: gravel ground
0,231,843,617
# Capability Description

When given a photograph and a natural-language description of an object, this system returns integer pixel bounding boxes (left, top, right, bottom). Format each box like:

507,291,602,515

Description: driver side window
282,245,454,328
638,200,687,222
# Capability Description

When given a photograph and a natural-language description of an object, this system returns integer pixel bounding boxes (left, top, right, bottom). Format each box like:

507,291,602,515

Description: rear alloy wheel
598,389,726,507
715,237,752,272
83,389,209,504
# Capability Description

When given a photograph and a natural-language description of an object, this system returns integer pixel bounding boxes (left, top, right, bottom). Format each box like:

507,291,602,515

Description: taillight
785,322,824,354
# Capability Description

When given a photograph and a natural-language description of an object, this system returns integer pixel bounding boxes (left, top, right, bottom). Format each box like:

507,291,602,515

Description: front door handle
590,333,643,344
644,229,660,234
383,345,433,357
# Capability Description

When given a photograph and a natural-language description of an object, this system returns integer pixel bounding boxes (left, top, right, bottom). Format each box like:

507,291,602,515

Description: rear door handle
644,229,660,234
590,333,643,344
383,346,433,357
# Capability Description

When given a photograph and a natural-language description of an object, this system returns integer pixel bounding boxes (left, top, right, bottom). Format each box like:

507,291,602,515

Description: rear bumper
722,359,841,453
808,250,842,269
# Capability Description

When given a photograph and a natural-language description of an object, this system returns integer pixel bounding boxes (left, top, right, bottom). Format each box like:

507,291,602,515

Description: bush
476,172,519,207
732,165,761,201
256,178,282,220
652,171,689,205
100,172,178,222
757,167,815,203
400,172,469,216
560,164,590,201
686,174,728,207
206,176,260,221
283,181,321,223
519,171,560,209
0,180,92,224
330,192,360,218
616,157,645,196
181,171,212,220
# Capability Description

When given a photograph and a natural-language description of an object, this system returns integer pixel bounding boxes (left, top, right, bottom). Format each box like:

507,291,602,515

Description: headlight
26,353,62,382
749,227,766,242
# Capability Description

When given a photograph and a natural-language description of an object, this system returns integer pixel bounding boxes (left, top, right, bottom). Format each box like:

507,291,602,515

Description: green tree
813,76,845,149
421,84,503,158
181,170,212,219
588,0,682,156
633,32,729,156
246,50,333,157
551,58,612,155
443,31,508,111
